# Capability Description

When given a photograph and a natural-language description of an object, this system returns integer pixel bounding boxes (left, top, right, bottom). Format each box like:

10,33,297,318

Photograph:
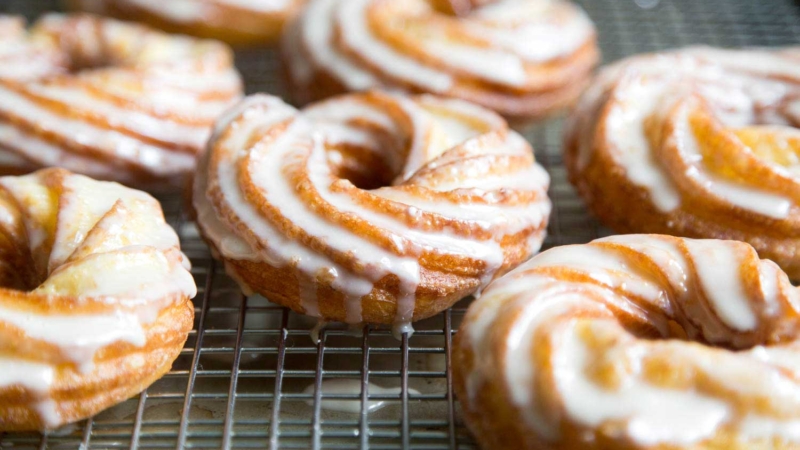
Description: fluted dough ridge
0,168,196,431
0,13,242,188
455,234,800,450
565,46,800,278
193,91,551,330
68,0,305,46
282,0,599,122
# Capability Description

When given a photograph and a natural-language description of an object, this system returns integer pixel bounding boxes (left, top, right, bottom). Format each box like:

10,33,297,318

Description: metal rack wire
1,0,800,448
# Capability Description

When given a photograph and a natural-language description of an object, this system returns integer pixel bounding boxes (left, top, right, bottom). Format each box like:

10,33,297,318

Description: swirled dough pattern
0,168,196,431
455,234,800,450
565,46,800,277
70,0,304,46
0,14,242,188
193,92,551,333
282,0,599,122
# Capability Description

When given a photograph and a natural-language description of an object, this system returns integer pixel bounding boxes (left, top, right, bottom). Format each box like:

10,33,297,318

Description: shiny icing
458,234,800,447
76,0,295,22
194,92,551,331
0,13,241,186
285,0,595,98
571,46,800,219
0,169,196,428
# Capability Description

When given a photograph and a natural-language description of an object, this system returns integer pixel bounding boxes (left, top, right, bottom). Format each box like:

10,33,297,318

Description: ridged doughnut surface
70,0,305,46
282,0,599,122
0,14,242,188
454,234,800,450
193,92,551,332
565,46,800,277
0,168,196,431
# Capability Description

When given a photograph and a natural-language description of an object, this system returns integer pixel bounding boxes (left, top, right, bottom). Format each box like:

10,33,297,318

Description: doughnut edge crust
454,234,800,449
193,91,551,329
0,168,196,431
0,13,242,188
281,0,599,123
564,46,800,278
67,0,305,46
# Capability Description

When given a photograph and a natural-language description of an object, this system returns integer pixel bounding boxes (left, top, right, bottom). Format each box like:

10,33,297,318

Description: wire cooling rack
2,0,800,448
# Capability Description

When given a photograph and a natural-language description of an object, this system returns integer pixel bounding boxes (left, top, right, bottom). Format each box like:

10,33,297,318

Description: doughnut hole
323,124,404,190
314,94,494,190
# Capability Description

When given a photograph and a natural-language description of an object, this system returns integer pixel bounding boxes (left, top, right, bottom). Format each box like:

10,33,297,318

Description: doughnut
68,0,305,46
0,13,242,189
565,46,800,278
193,92,551,334
454,234,800,450
0,168,196,431
281,0,599,123
432,0,499,16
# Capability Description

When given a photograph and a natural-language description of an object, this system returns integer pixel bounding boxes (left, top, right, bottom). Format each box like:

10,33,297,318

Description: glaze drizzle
455,234,800,449
194,92,551,330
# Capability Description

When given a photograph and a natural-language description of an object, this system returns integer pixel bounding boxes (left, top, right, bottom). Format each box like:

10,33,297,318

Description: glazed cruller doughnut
455,234,800,450
0,168,196,431
565,46,800,278
0,13,242,188
69,0,306,47
282,0,599,123
193,91,551,333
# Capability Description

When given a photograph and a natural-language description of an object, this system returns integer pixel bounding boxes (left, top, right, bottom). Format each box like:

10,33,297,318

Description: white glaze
503,293,589,440
0,13,241,182
26,84,213,146
683,239,756,331
123,0,292,22
472,2,594,63
460,235,800,446
337,0,453,93
701,173,792,219
309,319,327,344
0,170,196,428
747,345,800,377
740,415,800,442
603,75,682,211
0,123,134,184
421,42,526,88
575,47,800,218
247,129,422,325
0,357,55,392
597,234,690,291
0,305,146,370
555,322,731,446
758,260,781,316
299,0,377,91
0,86,196,175
675,108,793,219
202,98,378,324
197,93,550,331
288,0,594,95
525,244,664,302
36,400,62,429
303,379,421,414
391,321,416,339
